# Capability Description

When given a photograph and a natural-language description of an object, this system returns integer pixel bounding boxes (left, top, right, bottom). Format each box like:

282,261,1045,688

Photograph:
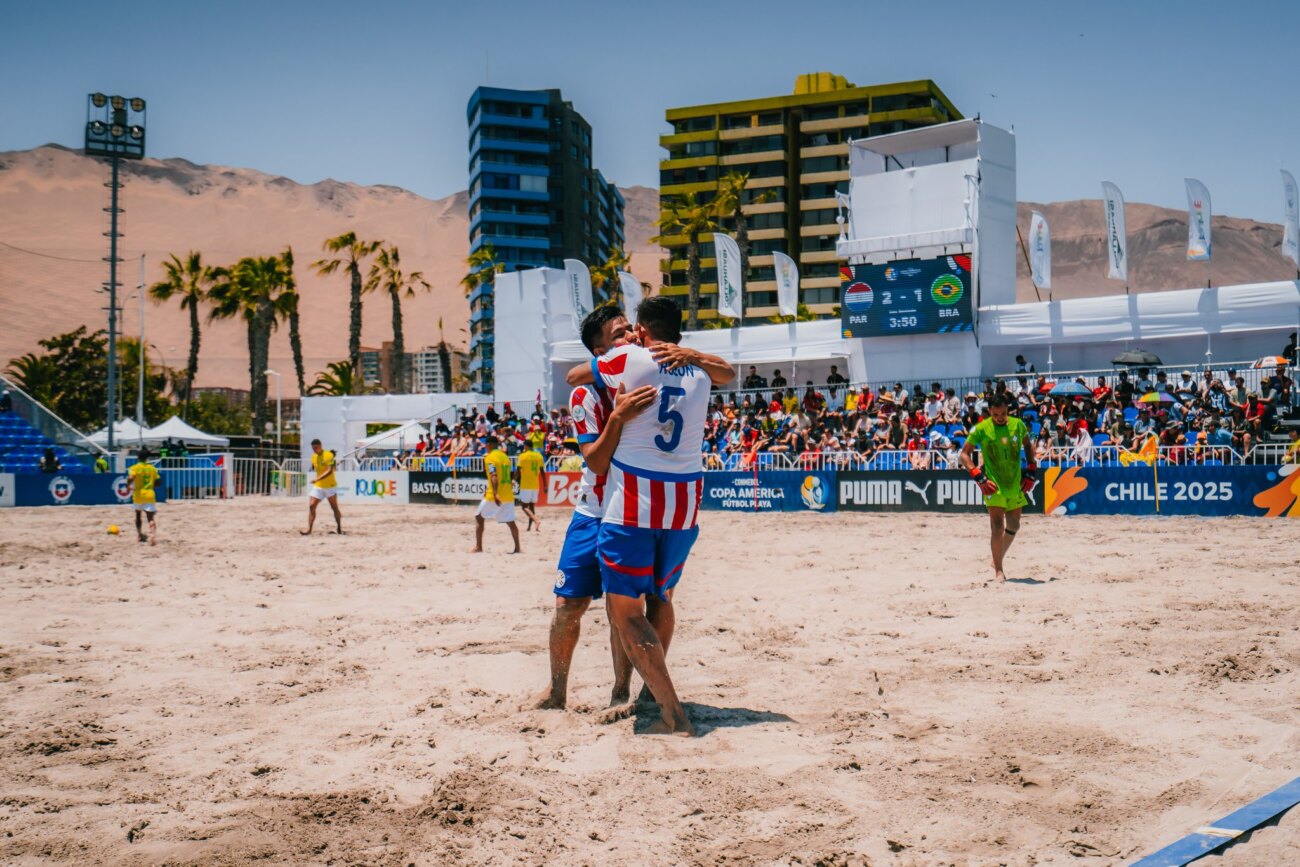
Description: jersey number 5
654,386,686,452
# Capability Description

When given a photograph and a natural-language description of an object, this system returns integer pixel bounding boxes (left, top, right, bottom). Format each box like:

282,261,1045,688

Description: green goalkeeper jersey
967,416,1030,490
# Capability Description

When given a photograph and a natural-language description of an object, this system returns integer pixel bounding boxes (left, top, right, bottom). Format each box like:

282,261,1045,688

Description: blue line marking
1129,777,1300,866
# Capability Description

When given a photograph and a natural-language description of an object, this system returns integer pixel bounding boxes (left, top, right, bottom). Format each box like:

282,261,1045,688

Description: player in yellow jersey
125,449,161,546
473,434,520,553
303,438,343,535
515,442,546,532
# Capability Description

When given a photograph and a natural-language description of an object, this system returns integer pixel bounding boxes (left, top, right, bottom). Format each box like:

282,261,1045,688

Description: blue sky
4,0,1298,221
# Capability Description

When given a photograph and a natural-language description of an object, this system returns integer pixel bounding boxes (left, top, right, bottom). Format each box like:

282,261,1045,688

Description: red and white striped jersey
570,385,613,519
590,343,709,529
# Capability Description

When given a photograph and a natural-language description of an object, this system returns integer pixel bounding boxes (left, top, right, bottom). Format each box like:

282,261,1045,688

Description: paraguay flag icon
843,281,874,313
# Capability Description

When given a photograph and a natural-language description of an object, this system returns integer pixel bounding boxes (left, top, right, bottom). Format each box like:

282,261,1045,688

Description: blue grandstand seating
0,413,90,473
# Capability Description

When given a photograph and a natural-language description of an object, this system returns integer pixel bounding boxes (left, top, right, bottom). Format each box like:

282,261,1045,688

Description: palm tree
307,360,359,397
460,243,504,297
652,192,717,331
365,245,430,393
279,247,306,396
590,245,630,300
149,251,214,419
312,232,380,380
713,170,775,286
4,353,59,407
208,256,286,434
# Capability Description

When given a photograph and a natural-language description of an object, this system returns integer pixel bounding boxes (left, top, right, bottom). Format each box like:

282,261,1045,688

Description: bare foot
331,529,345,535
595,701,635,724
995,570,1007,582
300,529,312,536
149,536,157,547
644,715,695,737
470,547,483,553
138,534,147,544
526,687,565,711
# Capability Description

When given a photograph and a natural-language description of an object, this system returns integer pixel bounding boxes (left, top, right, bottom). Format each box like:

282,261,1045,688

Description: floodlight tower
84,93,146,451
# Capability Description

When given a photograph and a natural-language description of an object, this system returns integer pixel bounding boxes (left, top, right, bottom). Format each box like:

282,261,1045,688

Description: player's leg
302,492,319,535
600,524,693,736
608,618,633,708
473,514,485,552
506,521,521,553
146,508,157,546
135,507,146,542
1002,507,1022,560
327,494,343,534
636,589,675,705
530,595,590,710
987,506,1008,580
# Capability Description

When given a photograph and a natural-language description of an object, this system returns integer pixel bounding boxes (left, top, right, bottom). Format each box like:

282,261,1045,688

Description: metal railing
993,359,1298,407
714,376,984,413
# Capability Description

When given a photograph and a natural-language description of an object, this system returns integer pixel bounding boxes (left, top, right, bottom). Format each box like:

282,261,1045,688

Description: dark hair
986,393,1011,410
580,304,626,355
636,296,682,343
311,438,321,447
485,434,500,447
137,448,150,460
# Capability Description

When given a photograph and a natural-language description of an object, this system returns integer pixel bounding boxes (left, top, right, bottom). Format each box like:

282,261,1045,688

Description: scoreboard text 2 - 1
840,254,975,338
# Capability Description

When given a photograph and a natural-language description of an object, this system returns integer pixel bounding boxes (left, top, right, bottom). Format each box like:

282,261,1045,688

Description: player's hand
611,383,657,422
650,343,697,370
969,466,998,496
1021,475,1036,494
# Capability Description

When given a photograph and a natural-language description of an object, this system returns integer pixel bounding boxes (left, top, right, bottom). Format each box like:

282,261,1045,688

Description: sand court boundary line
1129,776,1300,866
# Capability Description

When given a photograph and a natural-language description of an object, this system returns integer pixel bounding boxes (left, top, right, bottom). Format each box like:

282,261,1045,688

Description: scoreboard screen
840,254,975,338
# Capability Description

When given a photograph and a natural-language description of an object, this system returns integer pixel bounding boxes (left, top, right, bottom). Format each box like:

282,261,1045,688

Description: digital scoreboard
840,254,975,338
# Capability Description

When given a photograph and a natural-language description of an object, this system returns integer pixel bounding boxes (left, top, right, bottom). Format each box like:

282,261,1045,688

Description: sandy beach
1,500,1297,866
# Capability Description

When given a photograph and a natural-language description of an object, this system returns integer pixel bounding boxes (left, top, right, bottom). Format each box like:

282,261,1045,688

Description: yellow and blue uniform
128,462,160,512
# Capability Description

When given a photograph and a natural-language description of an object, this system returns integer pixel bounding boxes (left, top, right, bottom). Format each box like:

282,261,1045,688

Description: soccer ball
106,525,120,535
801,475,827,511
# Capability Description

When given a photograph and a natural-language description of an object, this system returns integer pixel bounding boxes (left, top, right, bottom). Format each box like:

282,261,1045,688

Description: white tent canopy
84,416,229,448
83,418,148,448
356,419,430,451
147,415,230,447
978,281,1300,346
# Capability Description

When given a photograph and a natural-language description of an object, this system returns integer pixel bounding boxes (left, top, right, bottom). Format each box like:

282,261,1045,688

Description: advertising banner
1101,180,1128,282
11,473,169,508
699,470,837,513
772,250,800,317
1185,178,1212,261
1283,170,1300,268
1028,210,1051,290
0,472,14,507
1042,464,1299,517
562,259,594,323
333,471,409,505
410,471,585,507
714,232,744,319
837,470,1001,513
617,271,644,325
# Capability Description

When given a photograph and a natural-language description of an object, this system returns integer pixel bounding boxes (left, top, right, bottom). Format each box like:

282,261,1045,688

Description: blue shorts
598,523,699,601
555,513,603,599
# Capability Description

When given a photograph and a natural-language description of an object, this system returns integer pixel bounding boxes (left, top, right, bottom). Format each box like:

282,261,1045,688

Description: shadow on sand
633,701,794,736
1006,576,1059,586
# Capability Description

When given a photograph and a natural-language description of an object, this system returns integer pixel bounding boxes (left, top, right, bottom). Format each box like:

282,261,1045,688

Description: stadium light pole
85,93,146,452
264,369,282,447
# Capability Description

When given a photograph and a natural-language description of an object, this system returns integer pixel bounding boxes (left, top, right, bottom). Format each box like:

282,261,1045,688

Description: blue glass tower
466,86,625,393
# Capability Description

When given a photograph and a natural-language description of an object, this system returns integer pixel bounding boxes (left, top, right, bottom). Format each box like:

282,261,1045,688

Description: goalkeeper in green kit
959,393,1037,582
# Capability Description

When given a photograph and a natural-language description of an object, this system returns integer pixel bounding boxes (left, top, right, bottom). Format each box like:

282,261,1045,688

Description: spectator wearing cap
1282,332,1297,365
1175,370,1197,400
1133,408,1156,437
771,369,788,388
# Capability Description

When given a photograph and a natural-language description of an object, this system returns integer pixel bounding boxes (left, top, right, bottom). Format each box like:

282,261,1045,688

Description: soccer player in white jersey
531,306,653,711
588,297,729,736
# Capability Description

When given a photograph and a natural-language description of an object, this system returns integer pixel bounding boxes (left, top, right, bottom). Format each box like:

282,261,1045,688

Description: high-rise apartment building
658,73,961,322
466,86,626,393
411,344,468,394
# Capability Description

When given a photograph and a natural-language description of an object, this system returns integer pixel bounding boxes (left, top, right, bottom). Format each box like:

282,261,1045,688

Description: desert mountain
1013,200,1297,301
0,145,659,395
2,145,1295,395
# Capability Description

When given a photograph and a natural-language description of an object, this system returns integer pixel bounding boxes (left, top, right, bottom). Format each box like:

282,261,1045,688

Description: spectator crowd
367,358,1299,471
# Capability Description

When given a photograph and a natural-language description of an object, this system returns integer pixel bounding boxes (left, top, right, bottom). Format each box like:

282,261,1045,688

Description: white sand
1,500,1298,865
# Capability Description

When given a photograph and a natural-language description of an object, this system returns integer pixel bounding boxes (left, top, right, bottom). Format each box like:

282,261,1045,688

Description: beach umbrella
1253,356,1288,369
1112,349,1163,366
1137,391,1177,404
1049,381,1093,398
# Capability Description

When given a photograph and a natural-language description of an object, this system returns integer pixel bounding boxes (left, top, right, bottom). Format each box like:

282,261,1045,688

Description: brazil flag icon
931,274,964,306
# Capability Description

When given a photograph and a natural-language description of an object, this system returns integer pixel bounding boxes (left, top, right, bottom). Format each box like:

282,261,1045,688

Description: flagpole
1016,225,1041,303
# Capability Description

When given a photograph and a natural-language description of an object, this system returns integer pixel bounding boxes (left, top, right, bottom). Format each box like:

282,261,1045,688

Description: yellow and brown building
658,73,962,321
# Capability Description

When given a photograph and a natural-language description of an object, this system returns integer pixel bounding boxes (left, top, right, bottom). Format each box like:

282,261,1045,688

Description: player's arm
649,344,737,386
580,384,657,475
566,362,595,387
487,464,500,504
1020,428,1038,493
960,438,998,495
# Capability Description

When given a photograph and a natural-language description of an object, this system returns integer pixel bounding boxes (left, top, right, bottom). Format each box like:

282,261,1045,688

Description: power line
0,238,104,263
